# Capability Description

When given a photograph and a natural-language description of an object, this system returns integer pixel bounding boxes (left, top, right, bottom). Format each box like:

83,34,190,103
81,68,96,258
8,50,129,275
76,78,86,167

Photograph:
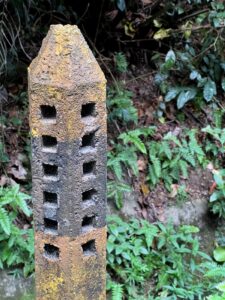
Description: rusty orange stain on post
28,24,107,300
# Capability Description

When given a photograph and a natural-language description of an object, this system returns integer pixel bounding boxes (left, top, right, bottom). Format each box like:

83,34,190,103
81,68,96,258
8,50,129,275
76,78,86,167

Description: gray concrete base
0,271,35,300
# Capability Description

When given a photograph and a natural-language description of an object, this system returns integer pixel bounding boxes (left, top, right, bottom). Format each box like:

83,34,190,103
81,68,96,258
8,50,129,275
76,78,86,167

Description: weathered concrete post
28,24,107,300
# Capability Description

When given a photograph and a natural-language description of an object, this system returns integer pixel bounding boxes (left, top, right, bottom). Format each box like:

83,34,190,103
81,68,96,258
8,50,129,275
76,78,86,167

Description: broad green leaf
210,192,219,202
122,252,131,261
107,242,114,254
214,173,224,186
190,70,199,80
177,89,197,109
165,88,180,102
165,50,176,62
140,247,148,255
203,79,217,102
213,246,225,262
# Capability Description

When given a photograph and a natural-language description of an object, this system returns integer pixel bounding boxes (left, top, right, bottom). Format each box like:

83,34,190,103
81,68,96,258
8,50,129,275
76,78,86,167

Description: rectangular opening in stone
83,161,96,176
40,105,56,120
82,215,95,231
81,103,95,118
81,131,95,148
82,189,96,202
42,135,57,152
44,243,59,260
43,191,58,204
81,240,96,256
82,240,97,255
44,218,58,232
43,163,58,177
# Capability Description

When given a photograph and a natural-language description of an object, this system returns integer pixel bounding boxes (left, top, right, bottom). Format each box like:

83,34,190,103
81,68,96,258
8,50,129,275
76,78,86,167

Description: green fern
111,283,124,300
179,159,188,178
205,264,225,278
0,207,10,235
115,52,128,73
161,141,172,160
107,88,138,124
0,184,34,276
108,152,123,180
119,127,155,154
107,180,132,209
107,145,138,181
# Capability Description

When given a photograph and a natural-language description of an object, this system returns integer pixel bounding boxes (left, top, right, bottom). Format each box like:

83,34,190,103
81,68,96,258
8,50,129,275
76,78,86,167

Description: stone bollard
28,24,107,300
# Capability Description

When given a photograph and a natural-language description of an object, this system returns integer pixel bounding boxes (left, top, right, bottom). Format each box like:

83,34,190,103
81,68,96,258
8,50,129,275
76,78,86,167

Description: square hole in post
44,243,59,260
82,215,95,231
83,161,96,176
43,191,58,205
82,189,96,202
81,132,95,148
81,103,96,118
43,163,58,177
42,135,57,152
40,105,56,120
82,240,96,256
44,218,58,233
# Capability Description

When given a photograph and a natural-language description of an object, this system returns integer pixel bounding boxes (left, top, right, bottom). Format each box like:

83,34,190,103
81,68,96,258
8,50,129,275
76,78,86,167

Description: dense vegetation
1,0,225,299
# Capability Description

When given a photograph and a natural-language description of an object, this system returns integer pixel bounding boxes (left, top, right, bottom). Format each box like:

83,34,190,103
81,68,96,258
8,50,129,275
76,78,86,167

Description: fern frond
164,132,181,147
151,156,161,178
0,207,10,235
216,281,225,292
179,160,188,178
111,283,123,300
170,164,180,181
161,141,172,160
148,165,159,186
188,130,204,156
181,149,195,167
205,266,225,278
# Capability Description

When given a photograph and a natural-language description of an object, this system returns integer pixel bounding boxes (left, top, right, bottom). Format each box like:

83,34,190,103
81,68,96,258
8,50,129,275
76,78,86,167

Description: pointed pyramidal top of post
29,24,106,89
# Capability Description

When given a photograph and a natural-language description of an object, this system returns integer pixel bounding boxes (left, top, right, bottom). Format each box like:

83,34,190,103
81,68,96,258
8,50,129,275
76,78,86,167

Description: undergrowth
107,89,225,221
107,215,224,300
0,185,34,277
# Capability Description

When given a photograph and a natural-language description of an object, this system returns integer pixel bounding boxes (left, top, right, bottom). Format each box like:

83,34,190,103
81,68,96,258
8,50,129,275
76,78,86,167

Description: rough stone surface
164,198,209,227
0,271,35,300
29,24,107,300
31,136,107,236
35,227,106,300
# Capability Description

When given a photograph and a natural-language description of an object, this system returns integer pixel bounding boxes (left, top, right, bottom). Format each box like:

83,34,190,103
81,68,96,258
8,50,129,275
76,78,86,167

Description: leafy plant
0,185,34,276
209,169,225,219
114,52,128,73
107,180,132,209
204,262,225,300
148,130,205,190
176,184,188,205
107,280,124,300
151,1,225,110
107,88,138,124
107,215,213,299
107,128,155,208
202,125,225,164
119,127,155,154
